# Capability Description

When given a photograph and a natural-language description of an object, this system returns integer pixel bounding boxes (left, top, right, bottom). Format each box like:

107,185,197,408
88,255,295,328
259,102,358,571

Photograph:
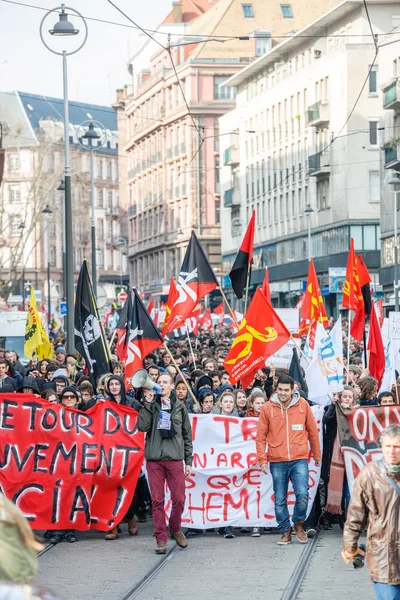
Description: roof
223,0,363,87
163,0,217,23
17,91,117,132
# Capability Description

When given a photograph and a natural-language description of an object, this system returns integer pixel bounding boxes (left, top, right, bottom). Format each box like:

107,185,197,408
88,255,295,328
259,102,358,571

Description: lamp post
42,204,53,330
304,204,314,261
386,173,400,312
57,178,66,299
18,222,26,310
40,4,88,349
78,121,107,297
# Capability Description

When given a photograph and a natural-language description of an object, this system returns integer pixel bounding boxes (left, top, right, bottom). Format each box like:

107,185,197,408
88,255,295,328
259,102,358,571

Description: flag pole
163,342,198,406
244,264,252,314
186,326,197,369
289,334,310,365
108,328,117,353
346,310,351,384
218,286,240,328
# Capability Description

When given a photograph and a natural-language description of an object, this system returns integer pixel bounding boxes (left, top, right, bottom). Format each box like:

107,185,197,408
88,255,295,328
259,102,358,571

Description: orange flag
224,288,290,388
343,238,363,312
162,277,178,335
299,259,327,334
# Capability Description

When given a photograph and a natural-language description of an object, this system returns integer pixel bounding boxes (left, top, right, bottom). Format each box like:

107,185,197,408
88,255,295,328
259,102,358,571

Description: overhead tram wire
1,0,400,42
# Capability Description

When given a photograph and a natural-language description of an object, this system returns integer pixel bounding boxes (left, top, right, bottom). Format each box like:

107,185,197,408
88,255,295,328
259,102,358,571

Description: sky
0,0,172,107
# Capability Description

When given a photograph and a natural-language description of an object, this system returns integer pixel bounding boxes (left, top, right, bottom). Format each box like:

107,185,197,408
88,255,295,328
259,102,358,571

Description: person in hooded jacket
256,375,321,546
103,374,141,541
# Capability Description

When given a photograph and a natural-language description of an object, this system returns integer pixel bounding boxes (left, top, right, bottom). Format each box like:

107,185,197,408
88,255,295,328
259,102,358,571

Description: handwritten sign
388,311,400,340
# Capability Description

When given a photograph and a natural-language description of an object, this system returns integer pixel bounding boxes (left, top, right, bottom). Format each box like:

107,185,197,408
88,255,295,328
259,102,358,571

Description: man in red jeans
137,372,193,554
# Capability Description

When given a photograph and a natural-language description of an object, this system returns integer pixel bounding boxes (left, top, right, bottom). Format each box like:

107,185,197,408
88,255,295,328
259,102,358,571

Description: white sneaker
251,527,261,537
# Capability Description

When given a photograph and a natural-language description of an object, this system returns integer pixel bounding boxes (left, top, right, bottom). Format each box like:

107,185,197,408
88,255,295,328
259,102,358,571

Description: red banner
0,394,144,531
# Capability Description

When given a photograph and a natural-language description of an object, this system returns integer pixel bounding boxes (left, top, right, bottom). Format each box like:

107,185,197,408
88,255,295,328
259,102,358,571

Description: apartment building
0,91,123,305
119,0,341,301
219,0,396,313
378,24,400,303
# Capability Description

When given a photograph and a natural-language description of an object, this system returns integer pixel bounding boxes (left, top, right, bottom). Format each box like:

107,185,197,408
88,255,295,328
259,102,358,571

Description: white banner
164,408,323,528
305,319,344,401
265,338,301,368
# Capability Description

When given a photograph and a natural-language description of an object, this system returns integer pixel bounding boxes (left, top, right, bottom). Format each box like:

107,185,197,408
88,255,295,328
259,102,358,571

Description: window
97,219,104,239
242,4,254,17
9,185,20,203
369,120,378,146
392,15,400,30
351,225,363,250
97,190,104,208
369,66,378,95
214,76,236,100
97,159,103,178
369,171,380,202
10,215,21,235
281,4,293,17
215,200,220,225
107,161,112,180
255,36,271,56
49,247,56,267
8,154,20,172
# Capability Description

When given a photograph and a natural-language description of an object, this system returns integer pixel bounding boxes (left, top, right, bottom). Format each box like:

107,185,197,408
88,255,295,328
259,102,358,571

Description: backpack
0,494,43,583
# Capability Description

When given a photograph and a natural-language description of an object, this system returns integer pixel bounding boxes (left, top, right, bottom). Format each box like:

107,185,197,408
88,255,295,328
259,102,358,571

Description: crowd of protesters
0,320,399,549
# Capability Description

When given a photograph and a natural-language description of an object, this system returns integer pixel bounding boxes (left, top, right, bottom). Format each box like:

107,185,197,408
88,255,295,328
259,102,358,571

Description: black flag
229,211,255,299
74,260,111,384
288,347,306,391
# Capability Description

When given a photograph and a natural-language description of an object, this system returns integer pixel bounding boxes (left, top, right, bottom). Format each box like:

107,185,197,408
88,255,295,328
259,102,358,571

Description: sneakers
307,528,317,539
224,526,235,539
251,527,261,537
277,528,292,545
155,541,167,554
294,522,308,544
170,530,188,548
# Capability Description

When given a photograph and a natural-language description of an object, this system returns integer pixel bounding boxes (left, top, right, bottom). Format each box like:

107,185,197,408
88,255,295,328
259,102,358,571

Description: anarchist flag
74,260,111,384
224,288,290,388
229,211,255,299
350,253,372,342
115,289,163,389
261,267,271,304
299,259,327,334
163,231,219,334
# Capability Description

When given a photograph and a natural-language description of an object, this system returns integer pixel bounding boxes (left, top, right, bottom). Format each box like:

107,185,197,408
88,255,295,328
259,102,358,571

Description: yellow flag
24,287,54,360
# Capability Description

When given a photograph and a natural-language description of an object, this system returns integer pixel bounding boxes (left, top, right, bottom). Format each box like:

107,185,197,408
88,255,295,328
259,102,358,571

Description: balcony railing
384,141,400,168
383,79,400,110
223,187,240,207
306,101,330,128
224,145,240,166
308,150,331,176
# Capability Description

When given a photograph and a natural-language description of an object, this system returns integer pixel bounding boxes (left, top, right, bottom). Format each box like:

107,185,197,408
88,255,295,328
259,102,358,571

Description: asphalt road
35,525,374,600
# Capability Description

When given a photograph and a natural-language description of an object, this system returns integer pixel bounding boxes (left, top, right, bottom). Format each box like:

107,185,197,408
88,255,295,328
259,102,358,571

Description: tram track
37,542,56,558
281,531,320,600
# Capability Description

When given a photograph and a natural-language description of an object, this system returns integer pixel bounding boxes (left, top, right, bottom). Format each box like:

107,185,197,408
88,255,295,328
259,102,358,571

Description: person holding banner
256,375,321,546
343,424,400,600
137,372,193,555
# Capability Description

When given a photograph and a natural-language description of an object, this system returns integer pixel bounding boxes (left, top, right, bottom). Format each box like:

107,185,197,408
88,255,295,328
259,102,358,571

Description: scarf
383,460,400,475
325,433,345,514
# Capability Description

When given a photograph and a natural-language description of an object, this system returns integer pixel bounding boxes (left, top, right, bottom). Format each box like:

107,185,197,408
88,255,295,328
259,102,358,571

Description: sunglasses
63,394,76,400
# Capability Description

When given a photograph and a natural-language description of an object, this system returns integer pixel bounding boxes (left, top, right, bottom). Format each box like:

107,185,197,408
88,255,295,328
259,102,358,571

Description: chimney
172,1,182,22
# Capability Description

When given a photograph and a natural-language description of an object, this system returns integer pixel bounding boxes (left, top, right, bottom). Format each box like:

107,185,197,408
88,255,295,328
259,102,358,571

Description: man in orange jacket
256,375,321,546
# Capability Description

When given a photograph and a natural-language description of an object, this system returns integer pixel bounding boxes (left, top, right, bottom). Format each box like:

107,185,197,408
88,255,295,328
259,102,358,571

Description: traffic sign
60,302,67,316
118,290,128,303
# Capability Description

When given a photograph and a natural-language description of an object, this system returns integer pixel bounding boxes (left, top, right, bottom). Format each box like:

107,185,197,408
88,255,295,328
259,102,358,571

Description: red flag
147,298,155,315
368,302,385,385
229,210,255,299
163,232,218,334
199,309,213,331
213,302,225,325
299,259,327,334
115,289,163,389
261,267,271,304
343,238,364,312
162,278,178,335
224,288,290,387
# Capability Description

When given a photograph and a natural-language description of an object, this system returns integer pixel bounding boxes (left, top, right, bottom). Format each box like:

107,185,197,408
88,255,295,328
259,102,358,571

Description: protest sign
275,308,299,334
388,311,400,340
265,338,301,368
164,407,323,528
336,404,400,492
0,394,144,531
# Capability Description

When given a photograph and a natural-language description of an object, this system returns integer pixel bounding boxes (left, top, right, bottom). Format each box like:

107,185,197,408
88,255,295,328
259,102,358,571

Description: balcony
384,141,400,169
223,187,240,207
224,145,240,166
308,151,331,177
383,79,400,110
306,101,330,128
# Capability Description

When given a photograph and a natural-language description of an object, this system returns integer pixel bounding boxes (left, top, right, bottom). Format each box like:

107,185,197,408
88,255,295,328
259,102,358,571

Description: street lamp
386,172,400,312
18,222,26,309
78,120,107,297
304,204,314,261
40,4,88,350
42,204,53,330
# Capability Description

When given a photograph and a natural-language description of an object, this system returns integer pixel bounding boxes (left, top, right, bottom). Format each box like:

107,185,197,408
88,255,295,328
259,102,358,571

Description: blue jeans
373,583,400,600
270,459,309,533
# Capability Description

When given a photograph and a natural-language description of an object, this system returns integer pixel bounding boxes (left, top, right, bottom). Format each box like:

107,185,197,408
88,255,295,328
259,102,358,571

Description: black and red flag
163,231,219,334
115,288,163,389
229,210,255,299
